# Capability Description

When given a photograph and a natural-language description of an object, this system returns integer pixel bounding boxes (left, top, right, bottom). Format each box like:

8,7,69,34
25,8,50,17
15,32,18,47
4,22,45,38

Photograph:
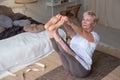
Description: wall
0,0,86,24
0,0,51,24
88,0,120,30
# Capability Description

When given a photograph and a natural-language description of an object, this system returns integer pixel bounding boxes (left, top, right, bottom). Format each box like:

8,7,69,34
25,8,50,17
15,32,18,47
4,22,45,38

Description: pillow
13,19,31,27
23,24,45,33
0,15,13,28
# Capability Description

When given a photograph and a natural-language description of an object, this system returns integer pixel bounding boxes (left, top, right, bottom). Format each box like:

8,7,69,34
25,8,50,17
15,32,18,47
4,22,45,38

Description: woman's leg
46,14,90,77
49,22,90,77
55,38,90,77
50,38,70,72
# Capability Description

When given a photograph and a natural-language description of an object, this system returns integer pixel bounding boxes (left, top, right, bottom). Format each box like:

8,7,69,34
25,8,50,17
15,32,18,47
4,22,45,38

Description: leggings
50,38,90,77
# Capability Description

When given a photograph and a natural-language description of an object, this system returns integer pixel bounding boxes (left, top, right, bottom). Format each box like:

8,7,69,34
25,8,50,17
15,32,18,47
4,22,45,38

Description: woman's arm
63,23,76,37
62,16,83,37
70,22,83,35
45,14,76,56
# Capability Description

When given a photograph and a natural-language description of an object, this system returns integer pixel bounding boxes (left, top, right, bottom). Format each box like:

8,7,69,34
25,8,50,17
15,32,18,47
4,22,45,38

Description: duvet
0,29,66,79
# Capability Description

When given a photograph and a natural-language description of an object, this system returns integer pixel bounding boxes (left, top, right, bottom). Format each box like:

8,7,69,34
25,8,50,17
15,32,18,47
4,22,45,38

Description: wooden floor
1,52,62,80
1,51,120,80
102,65,120,80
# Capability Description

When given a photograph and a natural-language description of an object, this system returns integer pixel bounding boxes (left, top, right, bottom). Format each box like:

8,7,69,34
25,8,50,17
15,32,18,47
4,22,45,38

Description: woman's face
81,14,95,32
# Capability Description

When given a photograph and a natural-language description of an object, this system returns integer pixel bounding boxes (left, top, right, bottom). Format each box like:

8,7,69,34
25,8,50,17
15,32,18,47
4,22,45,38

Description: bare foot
61,16,71,25
48,19,65,31
55,14,62,19
45,16,57,29
45,15,62,30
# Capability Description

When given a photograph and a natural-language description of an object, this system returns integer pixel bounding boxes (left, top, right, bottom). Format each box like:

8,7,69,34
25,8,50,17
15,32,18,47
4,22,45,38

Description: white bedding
0,29,66,79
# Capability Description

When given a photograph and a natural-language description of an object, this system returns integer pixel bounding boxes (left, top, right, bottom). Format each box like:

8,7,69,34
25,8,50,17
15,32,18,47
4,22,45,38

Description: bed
0,5,66,79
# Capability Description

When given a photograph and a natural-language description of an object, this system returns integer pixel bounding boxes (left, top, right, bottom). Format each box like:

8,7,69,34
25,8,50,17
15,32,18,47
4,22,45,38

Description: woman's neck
82,30,94,43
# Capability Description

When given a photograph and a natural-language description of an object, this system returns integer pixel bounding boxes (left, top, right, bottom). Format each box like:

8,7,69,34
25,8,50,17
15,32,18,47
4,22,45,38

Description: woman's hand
61,16,71,26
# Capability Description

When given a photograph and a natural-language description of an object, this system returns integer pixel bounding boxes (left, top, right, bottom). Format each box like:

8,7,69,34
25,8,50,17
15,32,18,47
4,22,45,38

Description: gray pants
50,38,90,77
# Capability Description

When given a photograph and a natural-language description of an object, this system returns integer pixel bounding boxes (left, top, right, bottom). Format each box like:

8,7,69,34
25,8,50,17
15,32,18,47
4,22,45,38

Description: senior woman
45,11,100,77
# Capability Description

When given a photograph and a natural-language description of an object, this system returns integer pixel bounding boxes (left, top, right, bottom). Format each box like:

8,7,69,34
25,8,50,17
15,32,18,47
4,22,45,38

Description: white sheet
0,29,66,79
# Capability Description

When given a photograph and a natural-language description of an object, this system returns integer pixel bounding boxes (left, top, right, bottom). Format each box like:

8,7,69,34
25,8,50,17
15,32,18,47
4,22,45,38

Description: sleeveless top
70,31,100,70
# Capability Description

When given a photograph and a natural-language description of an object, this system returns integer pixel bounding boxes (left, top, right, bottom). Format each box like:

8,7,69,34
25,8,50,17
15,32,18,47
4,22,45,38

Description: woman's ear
92,20,97,27
93,18,99,27
93,22,96,27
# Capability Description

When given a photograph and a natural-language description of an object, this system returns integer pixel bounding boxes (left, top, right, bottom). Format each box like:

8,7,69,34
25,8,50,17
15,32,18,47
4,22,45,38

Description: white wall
0,0,52,24
0,0,86,24
88,0,120,30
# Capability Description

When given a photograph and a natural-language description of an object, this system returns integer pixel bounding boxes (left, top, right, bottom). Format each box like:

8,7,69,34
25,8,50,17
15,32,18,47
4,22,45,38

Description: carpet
36,50,120,80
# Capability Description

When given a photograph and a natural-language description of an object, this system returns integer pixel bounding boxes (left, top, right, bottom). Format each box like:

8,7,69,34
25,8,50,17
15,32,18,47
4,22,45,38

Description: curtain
88,0,120,29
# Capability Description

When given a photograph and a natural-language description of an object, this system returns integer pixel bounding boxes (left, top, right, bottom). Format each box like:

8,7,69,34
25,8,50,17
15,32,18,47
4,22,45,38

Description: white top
70,31,100,70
